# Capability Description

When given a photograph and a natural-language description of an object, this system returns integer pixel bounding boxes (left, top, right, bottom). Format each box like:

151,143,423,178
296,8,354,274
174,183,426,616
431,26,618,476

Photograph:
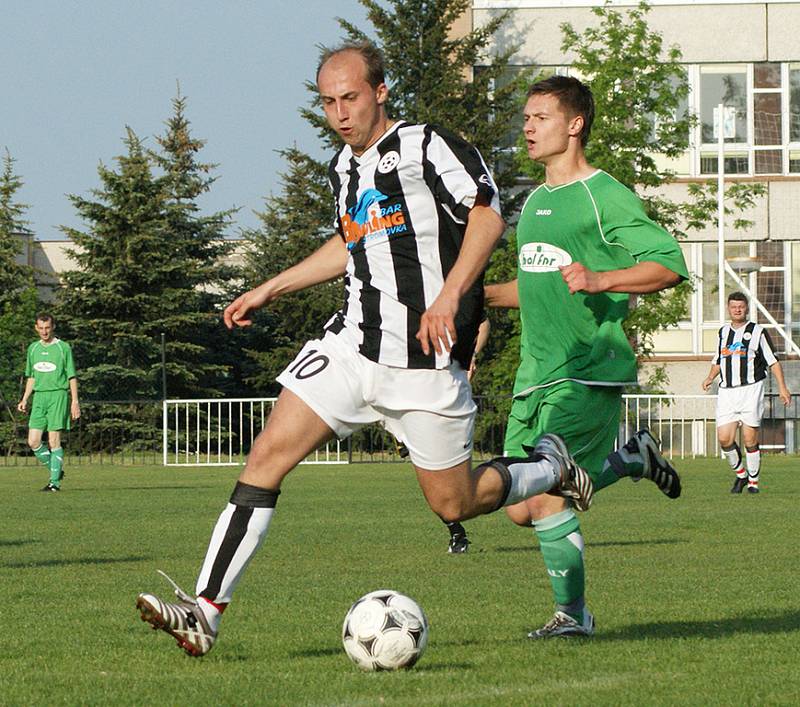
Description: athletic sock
604,439,647,488
443,520,467,539
534,510,585,622
33,443,51,469
49,447,64,486
485,454,559,508
722,443,746,477
746,445,760,486
195,482,280,627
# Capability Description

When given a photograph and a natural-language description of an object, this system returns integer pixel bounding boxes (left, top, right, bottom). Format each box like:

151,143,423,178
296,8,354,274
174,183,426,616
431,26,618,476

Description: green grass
2,457,800,706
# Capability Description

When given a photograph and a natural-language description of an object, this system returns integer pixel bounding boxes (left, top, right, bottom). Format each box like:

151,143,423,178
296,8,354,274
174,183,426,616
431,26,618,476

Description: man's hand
702,377,715,392
559,262,605,294
223,283,274,330
17,399,28,414
416,289,460,356
779,387,792,406
71,400,81,420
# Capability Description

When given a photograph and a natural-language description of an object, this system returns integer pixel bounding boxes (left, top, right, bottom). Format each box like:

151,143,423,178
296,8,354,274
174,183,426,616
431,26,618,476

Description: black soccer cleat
747,484,760,494
624,430,681,499
41,483,60,492
448,533,470,554
730,477,747,494
536,434,594,512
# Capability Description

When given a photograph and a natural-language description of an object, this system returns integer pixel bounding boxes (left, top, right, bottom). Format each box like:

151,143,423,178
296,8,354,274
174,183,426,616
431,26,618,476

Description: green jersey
513,170,688,397
24,338,77,392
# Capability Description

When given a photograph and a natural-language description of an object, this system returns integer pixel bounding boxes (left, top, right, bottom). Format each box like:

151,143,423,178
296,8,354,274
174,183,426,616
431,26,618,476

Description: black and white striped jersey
713,321,778,388
325,120,501,370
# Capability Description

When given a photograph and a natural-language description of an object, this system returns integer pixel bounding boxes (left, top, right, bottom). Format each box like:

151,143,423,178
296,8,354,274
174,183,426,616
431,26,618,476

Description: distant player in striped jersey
483,76,688,638
702,291,791,494
136,42,595,657
16,313,81,492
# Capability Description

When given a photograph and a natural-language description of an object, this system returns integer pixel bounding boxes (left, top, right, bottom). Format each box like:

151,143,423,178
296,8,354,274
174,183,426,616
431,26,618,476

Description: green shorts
29,389,71,432
503,381,622,479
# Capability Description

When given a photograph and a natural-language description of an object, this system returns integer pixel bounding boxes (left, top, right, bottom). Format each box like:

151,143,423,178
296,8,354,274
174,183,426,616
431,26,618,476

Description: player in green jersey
17,313,80,492
483,76,689,638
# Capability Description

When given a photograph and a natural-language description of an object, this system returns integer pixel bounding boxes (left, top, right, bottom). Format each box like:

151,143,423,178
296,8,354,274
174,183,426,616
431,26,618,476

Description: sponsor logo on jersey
479,174,492,186
377,151,400,174
535,209,552,216
34,361,57,373
341,189,408,249
721,342,747,357
518,242,572,272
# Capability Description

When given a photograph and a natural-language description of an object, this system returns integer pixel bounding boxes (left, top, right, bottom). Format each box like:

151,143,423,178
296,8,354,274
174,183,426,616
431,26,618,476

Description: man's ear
376,83,389,106
568,114,585,140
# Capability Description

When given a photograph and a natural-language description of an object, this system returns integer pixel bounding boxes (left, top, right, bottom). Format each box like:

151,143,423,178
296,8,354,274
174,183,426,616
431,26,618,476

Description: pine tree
151,91,239,396
240,148,340,394
0,148,38,452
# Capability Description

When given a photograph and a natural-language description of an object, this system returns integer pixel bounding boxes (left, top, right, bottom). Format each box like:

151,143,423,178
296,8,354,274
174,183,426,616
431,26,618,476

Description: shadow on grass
599,611,800,641
4,555,149,569
66,485,217,492
496,538,682,554
0,539,41,547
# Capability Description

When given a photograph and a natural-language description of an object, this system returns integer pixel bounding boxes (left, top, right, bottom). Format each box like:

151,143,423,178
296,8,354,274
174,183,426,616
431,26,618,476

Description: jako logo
341,189,407,249
536,209,552,216
519,242,572,272
34,361,57,373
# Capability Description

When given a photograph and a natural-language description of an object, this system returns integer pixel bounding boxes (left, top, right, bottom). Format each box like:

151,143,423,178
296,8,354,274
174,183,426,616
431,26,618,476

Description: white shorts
276,330,477,470
716,380,765,428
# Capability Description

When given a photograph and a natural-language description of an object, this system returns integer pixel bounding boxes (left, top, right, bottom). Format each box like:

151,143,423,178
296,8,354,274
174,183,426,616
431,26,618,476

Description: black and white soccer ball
342,589,429,671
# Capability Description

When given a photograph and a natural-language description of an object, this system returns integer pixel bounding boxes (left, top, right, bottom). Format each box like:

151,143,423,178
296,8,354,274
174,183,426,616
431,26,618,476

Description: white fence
163,398,345,466
163,394,794,466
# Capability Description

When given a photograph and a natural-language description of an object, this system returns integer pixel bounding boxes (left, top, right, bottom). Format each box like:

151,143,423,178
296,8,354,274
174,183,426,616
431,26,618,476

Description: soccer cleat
624,430,681,499
448,533,470,554
730,477,747,494
747,484,760,494
59,468,65,481
536,434,594,512
136,571,217,657
528,608,595,639
40,483,60,492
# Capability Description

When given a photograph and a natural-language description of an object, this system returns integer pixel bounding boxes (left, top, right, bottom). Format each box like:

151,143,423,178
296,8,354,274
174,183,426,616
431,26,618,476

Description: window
790,64,800,173
699,65,749,174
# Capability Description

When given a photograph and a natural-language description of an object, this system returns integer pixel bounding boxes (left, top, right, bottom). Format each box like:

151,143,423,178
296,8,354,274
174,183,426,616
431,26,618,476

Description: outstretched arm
559,261,682,295
224,235,348,329
416,204,505,355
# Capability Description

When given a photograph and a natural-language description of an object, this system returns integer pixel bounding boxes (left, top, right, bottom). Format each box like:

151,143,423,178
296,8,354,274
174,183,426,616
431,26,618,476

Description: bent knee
427,495,472,524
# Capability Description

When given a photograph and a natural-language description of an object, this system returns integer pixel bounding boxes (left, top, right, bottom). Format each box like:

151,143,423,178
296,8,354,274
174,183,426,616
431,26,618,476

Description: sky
2,1,369,240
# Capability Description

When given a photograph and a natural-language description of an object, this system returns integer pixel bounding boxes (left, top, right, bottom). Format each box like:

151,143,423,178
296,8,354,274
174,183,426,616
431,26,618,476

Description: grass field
3,457,800,706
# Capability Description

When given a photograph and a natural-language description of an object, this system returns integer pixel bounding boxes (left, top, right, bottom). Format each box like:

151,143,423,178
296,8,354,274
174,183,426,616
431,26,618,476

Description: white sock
746,447,761,482
195,503,275,604
721,444,745,476
503,458,559,506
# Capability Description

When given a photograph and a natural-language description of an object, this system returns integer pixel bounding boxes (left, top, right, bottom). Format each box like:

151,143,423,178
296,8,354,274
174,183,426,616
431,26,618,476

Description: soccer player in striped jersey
702,291,792,494
17,313,80,492
482,76,689,638
136,42,595,657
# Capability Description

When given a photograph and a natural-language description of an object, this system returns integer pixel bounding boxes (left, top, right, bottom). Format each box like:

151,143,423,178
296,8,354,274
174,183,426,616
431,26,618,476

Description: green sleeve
24,343,33,378
64,342,77,379
596,180,689,280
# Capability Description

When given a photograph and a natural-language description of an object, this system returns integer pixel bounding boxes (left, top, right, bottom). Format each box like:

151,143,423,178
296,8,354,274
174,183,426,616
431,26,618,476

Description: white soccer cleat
536,433,594,512
136,571,216,657
528,608,595,639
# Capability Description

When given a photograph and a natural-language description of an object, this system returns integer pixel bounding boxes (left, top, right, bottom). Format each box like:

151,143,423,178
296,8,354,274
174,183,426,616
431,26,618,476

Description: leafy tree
0,149,38,454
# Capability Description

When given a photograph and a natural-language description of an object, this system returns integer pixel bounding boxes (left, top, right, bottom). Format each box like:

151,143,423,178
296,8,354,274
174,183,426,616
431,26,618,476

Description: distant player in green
484,76,689,637
17,313,80,492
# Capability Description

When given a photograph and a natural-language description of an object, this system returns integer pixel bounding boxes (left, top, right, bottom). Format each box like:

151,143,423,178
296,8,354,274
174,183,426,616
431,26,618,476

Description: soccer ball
342,589,429,671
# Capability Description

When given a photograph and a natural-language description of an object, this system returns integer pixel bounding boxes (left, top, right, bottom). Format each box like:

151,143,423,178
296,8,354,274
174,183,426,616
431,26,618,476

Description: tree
151,92,239,396
59,111,235,403
239,148,340,394
0,148,36,307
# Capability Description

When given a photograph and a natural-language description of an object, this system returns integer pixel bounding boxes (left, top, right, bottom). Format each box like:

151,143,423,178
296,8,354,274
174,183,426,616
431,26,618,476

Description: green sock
49,447,64,487
534,510,585,622
592,459,624,492
33,443,51,469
